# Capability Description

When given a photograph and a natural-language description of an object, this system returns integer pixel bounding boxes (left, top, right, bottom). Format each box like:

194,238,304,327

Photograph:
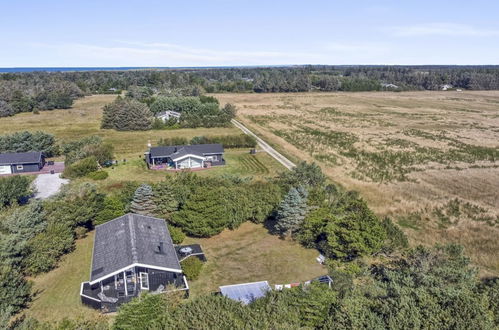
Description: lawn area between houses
25,223,325,322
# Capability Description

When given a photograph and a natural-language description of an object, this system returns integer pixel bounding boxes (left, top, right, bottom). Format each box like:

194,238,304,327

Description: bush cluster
0,175,32,209
181,257,203,280
158,134,256,149
0,131,58,157
63,156,98,178
87,170,108,180
61,135,114,166
101,97,153,131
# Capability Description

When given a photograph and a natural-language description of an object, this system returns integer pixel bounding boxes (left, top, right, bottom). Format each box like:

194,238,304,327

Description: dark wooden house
0,151,45,175
80,214,189,312
145,144,225,170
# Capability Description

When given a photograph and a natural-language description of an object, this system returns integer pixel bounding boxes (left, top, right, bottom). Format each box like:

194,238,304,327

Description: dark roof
150,144,224,158
90,214,181,283
0,151,43,165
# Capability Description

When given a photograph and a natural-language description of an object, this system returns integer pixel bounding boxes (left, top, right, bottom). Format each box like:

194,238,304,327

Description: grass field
171,222,325,296
26,223,325,322
0,95,242,159
216,91,499,275
26,231,102,322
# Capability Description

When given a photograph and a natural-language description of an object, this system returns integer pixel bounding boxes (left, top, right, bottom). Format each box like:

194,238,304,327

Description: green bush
87,170,109,180
181,257,203,280
189,134,257,148
63,156,98,178
101,97,153,131
0,175,32,209
23,222,75,275
0,130,59,157
94,195,126,225
168,225,185,244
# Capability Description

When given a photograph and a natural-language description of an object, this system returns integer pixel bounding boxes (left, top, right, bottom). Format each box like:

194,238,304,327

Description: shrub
157,137,189,146
23,222,74,275
63,156,98,178
0,100,14,117
181,257,203,280
0,131,58,157
0,175,32,209
87,170,109,180
101,97,153,131
94,196,126,225
62,135,113,166
199,95,219,104
189,134,257,148
75,226,88,239
168,225,185,244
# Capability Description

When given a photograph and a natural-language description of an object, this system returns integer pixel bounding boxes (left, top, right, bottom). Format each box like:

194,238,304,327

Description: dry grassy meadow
216,91,499,275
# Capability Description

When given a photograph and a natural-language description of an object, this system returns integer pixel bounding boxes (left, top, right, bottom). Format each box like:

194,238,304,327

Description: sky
1,0,498,67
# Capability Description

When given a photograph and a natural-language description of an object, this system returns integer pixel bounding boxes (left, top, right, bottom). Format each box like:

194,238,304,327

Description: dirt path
231,119,295,170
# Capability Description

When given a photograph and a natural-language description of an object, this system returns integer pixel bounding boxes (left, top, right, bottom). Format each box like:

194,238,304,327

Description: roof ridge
128,215,138,263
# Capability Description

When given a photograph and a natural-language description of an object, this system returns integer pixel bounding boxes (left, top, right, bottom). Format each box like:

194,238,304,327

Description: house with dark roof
0,151,45,175
80,214,190,312
145,144,225,170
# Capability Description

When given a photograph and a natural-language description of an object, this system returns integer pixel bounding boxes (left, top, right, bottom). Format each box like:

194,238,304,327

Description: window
206,155,217,161
16,165,23,170
140,272,149,290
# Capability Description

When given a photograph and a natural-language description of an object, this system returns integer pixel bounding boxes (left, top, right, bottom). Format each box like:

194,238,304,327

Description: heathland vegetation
217,91,499,276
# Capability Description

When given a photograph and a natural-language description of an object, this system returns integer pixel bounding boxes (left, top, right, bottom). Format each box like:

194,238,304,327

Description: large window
140,272,149,290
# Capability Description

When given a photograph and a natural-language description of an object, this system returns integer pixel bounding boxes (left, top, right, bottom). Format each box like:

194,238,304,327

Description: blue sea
0,67,168,73
0,65,282,73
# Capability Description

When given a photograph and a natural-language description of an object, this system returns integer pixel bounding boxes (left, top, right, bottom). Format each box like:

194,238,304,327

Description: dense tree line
0,131,58,157
0,75,82,117
158,134,256,148
2,66,499,106
101,95,235,131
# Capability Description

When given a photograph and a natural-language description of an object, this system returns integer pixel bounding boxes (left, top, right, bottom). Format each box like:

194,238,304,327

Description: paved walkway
34,173,69,199
231,119,296,170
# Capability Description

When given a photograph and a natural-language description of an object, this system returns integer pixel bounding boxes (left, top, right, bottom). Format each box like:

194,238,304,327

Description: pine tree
153,182,180,219
130,184,156,216
274,186,308,237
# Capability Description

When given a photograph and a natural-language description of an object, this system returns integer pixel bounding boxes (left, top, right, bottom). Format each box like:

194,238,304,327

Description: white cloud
325,42,388,53
388,23,499,37
29,41,325,66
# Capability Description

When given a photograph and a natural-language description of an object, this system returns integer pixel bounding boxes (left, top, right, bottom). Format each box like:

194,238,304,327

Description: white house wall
177,157,203,169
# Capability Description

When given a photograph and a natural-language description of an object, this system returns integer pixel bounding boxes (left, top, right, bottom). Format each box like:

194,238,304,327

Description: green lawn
185,222,326,297
26,231,103,322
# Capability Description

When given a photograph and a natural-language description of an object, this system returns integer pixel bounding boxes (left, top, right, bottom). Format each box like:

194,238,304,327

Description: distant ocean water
0,66,281,73
0,67,168,73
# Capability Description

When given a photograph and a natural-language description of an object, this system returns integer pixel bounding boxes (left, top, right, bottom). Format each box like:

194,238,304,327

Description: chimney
157,242,164,253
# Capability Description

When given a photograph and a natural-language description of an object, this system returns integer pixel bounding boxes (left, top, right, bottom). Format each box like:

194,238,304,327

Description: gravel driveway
33,173,69,199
